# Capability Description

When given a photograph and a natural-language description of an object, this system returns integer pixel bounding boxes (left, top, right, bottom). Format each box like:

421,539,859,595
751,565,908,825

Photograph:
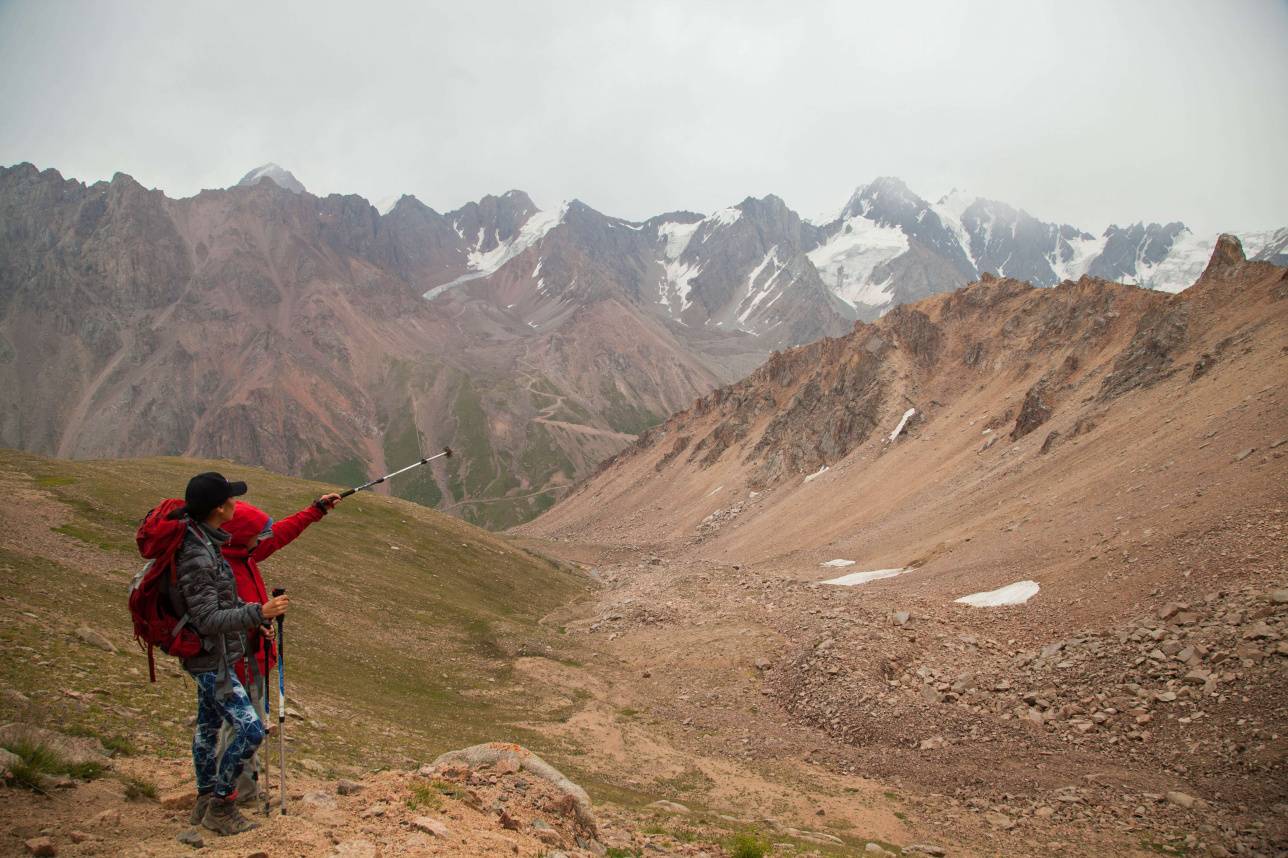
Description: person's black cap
184,472,248,520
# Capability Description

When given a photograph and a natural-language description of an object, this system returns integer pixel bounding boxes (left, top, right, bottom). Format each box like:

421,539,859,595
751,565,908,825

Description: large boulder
429,742,597,834
0,723,109,767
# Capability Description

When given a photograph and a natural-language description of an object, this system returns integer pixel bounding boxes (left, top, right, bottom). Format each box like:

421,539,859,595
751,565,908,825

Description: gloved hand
312,492,342,514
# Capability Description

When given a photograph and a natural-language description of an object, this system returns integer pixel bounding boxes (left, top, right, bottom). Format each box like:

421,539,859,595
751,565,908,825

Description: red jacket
221,501,325,686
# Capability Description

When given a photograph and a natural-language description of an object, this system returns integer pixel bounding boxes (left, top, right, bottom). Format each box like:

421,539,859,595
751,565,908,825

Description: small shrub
406,780,441,811
727,832,769,858
2,739,105,792
100,735,137,756
430,779,465,800
122,775,158,801
605,849,642,858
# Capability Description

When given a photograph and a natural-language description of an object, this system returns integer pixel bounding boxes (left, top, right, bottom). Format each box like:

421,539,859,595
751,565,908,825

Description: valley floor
511,531,1287,858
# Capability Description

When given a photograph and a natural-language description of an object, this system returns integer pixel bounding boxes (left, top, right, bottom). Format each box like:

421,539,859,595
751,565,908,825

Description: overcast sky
1,0,1285,234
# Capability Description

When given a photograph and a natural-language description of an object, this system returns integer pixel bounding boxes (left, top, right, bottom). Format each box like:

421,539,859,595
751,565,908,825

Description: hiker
214,491,342,804
168,472,290,835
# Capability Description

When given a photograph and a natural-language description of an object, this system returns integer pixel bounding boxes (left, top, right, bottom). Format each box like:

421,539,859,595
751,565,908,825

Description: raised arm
252,494,340,561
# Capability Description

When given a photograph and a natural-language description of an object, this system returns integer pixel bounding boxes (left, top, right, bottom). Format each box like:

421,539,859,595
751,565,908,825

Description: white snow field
823,567,910,586
820,559,857,568
955,580,1040,607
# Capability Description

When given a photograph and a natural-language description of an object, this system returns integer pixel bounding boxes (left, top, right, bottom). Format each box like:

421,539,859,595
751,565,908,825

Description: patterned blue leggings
192,672,266,797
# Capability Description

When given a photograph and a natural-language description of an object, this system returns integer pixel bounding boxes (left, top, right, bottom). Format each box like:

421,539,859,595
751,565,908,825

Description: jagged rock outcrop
1200,233,1246,279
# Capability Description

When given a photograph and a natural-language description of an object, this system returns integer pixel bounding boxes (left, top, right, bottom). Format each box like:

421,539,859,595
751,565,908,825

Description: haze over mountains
0,160,1282,527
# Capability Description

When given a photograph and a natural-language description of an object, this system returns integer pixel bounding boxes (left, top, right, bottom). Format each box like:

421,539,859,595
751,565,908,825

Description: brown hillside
524,240,1287,626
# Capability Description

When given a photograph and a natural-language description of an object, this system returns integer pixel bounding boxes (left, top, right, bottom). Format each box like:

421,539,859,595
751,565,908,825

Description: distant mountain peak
235,163,306,194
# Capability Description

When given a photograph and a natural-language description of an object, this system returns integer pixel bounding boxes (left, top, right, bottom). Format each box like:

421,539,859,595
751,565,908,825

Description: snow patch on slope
658,220,701,260
1129,228,1213,293
1048,232,1107,282
932,189,977,264
955,580,1040,607
736,247,789,326
424,204,567,300
808,216,908,309
823,567,910,586
373,194,404,216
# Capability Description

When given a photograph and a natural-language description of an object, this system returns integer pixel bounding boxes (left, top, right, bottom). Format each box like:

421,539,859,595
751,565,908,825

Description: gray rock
0,747,20,775
1166,791,1196,809
1233,448,1255,462
984,811,1015,830
176,829,204,849
411,816,450,837
74,626,116,653
336,779,363,795
301,790,336,809
0,724,107,767
1270,589,1288,605
904,846,947,857
648,800,690,814
23,837,56,856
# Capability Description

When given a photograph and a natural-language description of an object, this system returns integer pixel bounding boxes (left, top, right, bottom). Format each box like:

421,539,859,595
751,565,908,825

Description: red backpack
129,498,203,681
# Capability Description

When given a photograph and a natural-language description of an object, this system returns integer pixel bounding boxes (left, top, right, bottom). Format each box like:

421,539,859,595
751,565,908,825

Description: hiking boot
201,795,259,835
234,786,259,807
188,793,213,826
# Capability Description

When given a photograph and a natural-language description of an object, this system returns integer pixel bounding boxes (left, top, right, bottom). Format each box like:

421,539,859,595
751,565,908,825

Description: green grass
520,423,576,488
52,522,124,552
727,832,770,858
308,456,370,489
1140,838,1190,856
2,739,106,791
430,778,467,800
599,378,661,436
605,849,643,858
65,726,135,757
407,780,442,811
381,389,443,508
121,774,159,801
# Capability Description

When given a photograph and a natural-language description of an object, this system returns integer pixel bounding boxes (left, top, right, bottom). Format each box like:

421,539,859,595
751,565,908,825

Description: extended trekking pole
273,587,287,816
338,447,452,498
261,638,271,817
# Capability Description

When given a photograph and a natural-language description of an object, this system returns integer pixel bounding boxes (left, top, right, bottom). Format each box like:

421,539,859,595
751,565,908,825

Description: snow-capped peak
373,193,407,216
235,163,306,194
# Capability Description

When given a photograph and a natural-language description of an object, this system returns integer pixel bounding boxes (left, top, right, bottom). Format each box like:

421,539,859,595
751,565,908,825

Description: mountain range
0,160,1282,527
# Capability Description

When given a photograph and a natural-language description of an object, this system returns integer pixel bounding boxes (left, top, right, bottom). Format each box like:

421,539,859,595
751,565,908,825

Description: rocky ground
532,529,1287,858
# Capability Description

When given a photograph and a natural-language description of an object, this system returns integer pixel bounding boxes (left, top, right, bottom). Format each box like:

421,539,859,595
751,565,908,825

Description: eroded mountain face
0,164,756,528
2,159,1281,528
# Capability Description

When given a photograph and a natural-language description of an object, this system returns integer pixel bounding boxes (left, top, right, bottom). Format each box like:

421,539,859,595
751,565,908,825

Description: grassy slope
0,448,591,777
